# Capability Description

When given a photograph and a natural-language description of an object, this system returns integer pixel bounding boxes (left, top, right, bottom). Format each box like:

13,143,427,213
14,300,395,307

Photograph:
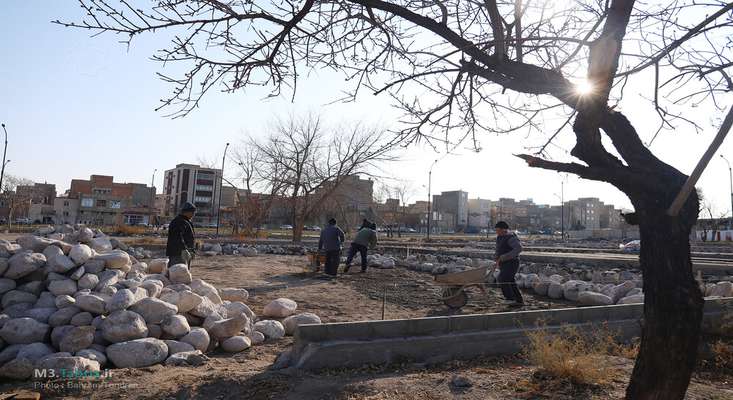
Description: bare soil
1,254,731,399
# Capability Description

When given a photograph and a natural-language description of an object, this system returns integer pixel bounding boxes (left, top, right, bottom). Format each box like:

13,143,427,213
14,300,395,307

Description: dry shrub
114,225,147,235
711,340,733,370
523,324,635,386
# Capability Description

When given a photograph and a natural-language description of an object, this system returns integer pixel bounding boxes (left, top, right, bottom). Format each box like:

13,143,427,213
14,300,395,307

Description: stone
101,310,149,343
17,342,55,362
83,259,105,274
70,266,86,281
75,294,106,315
106,289,136,313
710,281,733,297
0,278,15,295
107,338,167,368
532,280,551,297
223,302,255,321
95,250,130,269
220,336,251,353
177,290,203,313
263,298,298,318
159,289,180,306
610,281,637,304
283,313,322,336
547,282,564,299
147,324,162,339
203,313,224,331
0,357,34,379
180,327,210,352
25,307,57,324
43,245,64,263
55,295,76,309
51,325,74,348
0,259,7,276
5,252,45,279
163,340,195,356
191,279,222,304
165,350,208,367
140,280,163,298
189,296,218,318
70,312,93,326
130,298,177,324
38,356,100,376
148,259,168,274
77,348,107,367
168,264,192,284
209,315,248,340
618,294,645,304
90,236,113,253
626,288,643,297
248,331,265,345
59,326,95,353
3,303,33,318
69,244,93,265
48,279,77,296
562,280,592,302
95,270,121,292
17,235,55,252
2,290,38,308
35,291,56,308
49,254,76,273
161,315,191,338
254,320,285,340
220,288,249,303
18,280,45,296
49,307,81,327
78,273,100,290
578,291,614,306
77,227,94,243
0,318,50,344
0,344,24,366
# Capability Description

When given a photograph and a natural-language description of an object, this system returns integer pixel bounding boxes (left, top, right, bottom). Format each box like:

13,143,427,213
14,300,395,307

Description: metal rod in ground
382,285,387,320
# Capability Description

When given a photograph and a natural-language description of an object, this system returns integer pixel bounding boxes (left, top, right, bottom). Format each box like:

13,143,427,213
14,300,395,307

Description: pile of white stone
399,254,491,275
200,243,307,257
0,226,322,380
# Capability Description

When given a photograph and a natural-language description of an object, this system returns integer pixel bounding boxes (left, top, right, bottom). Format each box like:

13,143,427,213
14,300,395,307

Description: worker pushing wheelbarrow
435,221,525,309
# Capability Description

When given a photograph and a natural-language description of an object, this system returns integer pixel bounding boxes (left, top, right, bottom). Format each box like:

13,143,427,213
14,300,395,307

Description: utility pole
561,180,565,241
721,155,733,229
149,169,157,228
215,143,230,237
0,124,9,194
426,159,438,240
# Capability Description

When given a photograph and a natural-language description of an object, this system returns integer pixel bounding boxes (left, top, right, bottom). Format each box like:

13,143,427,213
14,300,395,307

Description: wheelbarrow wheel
442,287,468,309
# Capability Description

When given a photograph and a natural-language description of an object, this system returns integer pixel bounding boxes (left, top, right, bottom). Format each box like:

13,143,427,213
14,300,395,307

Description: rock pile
0,226,321,380
200,243,308,257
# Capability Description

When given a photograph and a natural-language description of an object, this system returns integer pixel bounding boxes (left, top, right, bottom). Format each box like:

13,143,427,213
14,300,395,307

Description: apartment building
432,190,468,232
163,164,222,226
61,175,155,225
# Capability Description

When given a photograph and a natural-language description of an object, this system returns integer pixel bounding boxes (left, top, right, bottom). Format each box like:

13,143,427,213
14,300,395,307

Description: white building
162,164,223,225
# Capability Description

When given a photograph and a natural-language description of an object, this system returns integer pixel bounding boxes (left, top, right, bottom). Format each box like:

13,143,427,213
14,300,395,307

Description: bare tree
249,114,393,242
61,1,733,397
1,175,34,230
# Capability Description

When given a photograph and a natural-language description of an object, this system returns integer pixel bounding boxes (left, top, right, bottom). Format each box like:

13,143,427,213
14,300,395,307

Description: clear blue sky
2,1,733,214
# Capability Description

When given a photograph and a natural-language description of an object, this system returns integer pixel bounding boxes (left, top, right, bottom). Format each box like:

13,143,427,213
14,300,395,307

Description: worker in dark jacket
344,222,378,273
494,221,524,306
318,218,345,277
166,202,197,268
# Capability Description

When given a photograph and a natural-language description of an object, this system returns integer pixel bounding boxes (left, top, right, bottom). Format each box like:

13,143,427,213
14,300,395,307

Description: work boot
343,266,350,273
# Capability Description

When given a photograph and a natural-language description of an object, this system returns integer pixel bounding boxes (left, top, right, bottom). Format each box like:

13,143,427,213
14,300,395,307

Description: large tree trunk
292,217,305,243
626,202,704,399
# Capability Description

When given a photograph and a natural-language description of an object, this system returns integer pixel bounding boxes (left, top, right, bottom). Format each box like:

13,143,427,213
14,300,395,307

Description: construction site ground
1,254,732,399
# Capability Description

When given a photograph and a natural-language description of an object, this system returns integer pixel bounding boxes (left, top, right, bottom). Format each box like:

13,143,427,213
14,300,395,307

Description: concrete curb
285,297,733,370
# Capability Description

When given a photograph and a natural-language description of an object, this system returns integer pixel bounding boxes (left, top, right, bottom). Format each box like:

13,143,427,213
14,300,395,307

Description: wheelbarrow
303,250,327,274
433,264,497,309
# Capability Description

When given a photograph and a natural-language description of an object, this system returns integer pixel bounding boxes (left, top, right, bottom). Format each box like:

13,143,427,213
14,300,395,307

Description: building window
63,211,69,216
81,198,94,207
194,196,211,203
63,201,69,207
110,200,121,209
96,200,107,208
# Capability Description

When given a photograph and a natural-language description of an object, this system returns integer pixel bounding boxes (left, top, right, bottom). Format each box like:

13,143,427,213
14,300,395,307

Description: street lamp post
721,155,733,229
149,169,157,228
426,159,438,240
216,143,230,237
554,180,565,241
0,124,9,193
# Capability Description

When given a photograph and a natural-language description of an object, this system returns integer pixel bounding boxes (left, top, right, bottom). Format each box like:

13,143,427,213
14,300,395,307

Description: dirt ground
1,254,731,399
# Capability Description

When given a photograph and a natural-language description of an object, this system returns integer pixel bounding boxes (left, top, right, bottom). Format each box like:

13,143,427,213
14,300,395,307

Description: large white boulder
578,291,614,306
220,288,249,303
220,336,251,353
208,315,249,340
283,313,321,336
263,298,298,318
177,291,203,313
180,327,210,352
165,350,209,367
168,264,192,285
129,298,177,324
69,244,93,265
107,338,168,368
94,250,130,269
547,282,564,299
90,236,113,253
48,279,77,296
709,281,733,297
0,318,50,344
618,294,645,304
532,280,551,297
59,326,95,353
5,252,45,279
101,310,149,343
161,315,191,338
49,254,76,273
562,280,592,302
254,320,285,340
37,356,100,376
148,259,168,274
190,279,222,304
77,273,100,290
163,340,195,356
75,294,107,315
77,349,107,367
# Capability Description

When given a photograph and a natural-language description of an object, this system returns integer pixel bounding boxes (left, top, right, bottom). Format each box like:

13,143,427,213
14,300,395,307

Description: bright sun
575,80,594,95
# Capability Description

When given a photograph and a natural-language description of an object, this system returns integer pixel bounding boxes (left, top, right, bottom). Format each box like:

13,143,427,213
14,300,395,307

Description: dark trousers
324,250,341,276
497,262,523,303
345,243,368,271
167,253,191,269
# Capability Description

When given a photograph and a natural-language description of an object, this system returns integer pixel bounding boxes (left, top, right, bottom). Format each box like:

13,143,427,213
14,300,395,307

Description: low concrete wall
287,298,733,370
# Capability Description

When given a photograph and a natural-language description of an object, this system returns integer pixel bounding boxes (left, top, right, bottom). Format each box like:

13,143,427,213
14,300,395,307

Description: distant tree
62,1,733,397
1,175,34,230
